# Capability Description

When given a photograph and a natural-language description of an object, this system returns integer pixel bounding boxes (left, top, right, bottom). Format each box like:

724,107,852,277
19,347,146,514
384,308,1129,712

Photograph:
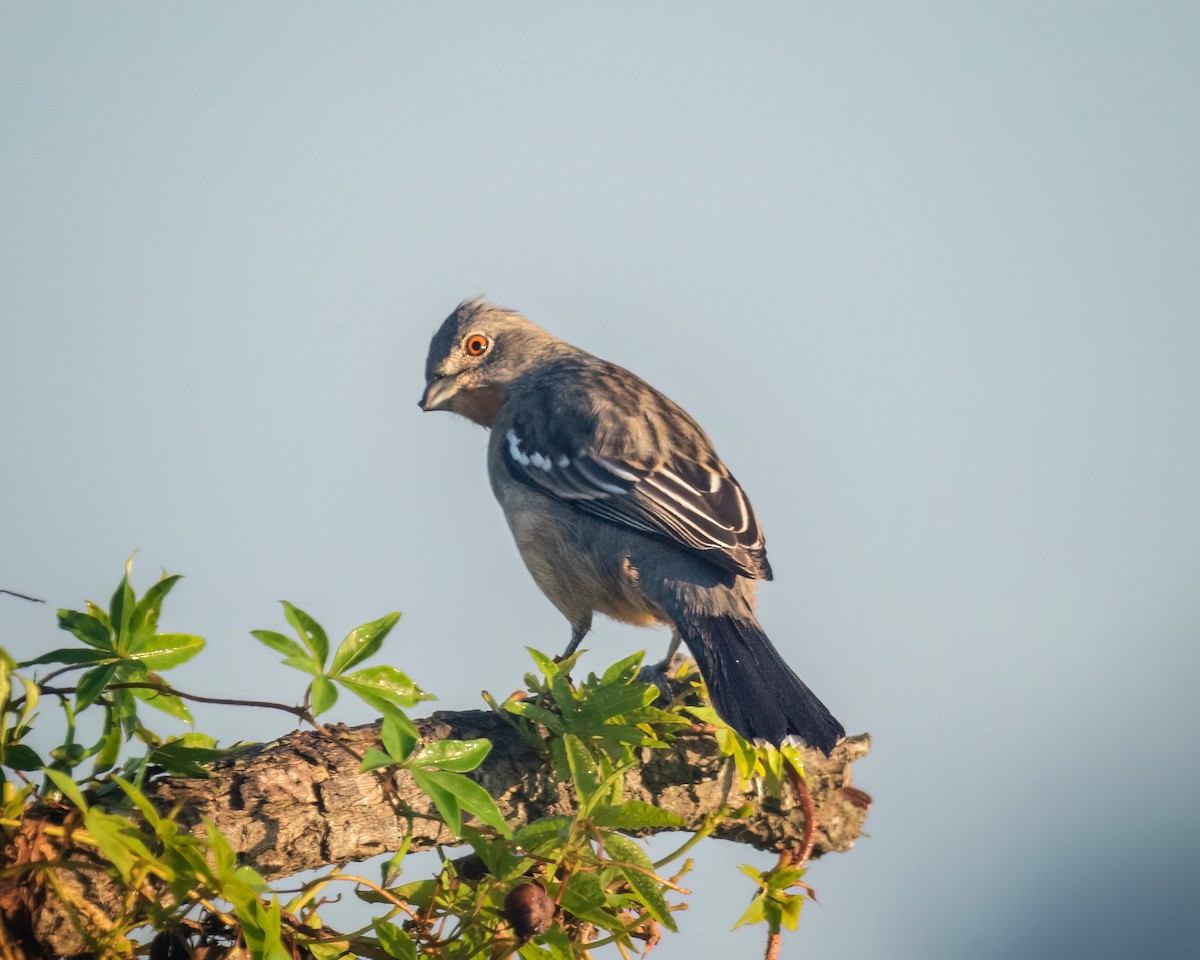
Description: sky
2,3,1199,958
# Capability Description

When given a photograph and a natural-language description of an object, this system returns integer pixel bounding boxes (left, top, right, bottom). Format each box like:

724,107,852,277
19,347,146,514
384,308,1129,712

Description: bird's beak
419,375,459,412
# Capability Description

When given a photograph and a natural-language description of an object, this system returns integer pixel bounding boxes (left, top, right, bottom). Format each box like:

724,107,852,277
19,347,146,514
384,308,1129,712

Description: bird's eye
464,333,490,357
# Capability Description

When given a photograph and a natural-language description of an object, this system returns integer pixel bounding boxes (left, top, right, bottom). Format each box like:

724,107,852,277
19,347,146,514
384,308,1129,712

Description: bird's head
419,298,560,426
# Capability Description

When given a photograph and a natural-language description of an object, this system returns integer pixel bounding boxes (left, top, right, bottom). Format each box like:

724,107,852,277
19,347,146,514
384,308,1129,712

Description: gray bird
419,298,845,755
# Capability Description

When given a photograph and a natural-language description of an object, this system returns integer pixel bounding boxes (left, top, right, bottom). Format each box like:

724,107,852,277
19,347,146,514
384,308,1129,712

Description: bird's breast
495,478,664,629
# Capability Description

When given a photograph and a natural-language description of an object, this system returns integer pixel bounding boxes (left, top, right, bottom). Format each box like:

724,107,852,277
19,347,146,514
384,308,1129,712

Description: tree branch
5,707,871,956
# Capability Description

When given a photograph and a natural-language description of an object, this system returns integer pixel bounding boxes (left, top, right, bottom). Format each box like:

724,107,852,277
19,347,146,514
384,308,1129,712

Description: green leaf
582,682,654,721
592,800,687,830
237,897,291,960
556,870,611,928
250,629,317,673
411,769,461,836
21,647,111,667
43,768,88,810
130,683,194,724
462,827,529,882
733,893,767,929
84,601,111,630
505,699,564,735
128,574,182,642
775,891,803,931
526,647,559,678
329,612,400,675
359,747,395,772
513,817,571,857
309,675,338,716
562,734,601,808
374,920,417,960
85,807,150,881
148,740,225,778
538,923,574,959
336,665,432,709
127,633,205,671
282,602,328,668
380,834,412,886
600,651,645,686
412,769,510,837
75,663,118,710
109,570,136,653
1,744,44,770
406,738,491,773
56,610,113,650
601,832,676,932
91,710,122,776
381,712,417,763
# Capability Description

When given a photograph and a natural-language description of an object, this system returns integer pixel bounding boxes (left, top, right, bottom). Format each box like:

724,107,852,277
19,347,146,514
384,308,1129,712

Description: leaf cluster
0,562,822,959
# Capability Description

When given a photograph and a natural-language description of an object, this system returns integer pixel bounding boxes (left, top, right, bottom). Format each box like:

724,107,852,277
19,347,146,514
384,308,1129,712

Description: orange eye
464,333,490,357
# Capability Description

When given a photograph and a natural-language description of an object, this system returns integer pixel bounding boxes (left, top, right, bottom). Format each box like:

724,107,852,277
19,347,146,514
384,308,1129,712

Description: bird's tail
673,610,845,756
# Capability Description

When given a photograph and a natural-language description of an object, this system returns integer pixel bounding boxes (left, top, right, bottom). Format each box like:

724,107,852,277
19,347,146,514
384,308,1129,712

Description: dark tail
676,612,845,756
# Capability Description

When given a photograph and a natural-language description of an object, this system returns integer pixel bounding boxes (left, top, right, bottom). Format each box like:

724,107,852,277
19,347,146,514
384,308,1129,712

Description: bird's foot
636,654,683,704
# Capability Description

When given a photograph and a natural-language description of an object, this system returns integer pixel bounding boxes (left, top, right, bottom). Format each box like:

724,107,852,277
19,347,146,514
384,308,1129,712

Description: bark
1,707,871,958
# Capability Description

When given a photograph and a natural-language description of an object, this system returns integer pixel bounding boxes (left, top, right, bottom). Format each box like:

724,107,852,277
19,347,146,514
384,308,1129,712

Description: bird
419,298,845,755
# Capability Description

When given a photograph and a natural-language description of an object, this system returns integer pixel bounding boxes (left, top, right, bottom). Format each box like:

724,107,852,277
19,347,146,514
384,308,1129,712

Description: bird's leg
646,629,682,676
636,629,683,700
557,613,593,662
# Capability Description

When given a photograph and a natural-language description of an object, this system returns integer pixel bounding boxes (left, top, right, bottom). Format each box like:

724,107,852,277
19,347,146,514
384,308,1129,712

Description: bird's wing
502,364,772,580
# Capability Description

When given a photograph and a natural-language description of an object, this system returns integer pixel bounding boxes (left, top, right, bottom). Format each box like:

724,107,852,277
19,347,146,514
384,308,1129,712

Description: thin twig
786,765,816,864
0,589,45,603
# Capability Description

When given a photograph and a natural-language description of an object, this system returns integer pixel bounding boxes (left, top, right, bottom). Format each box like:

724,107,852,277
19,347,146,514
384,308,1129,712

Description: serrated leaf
56,610,113,650
282,602,328,668
337,665,432,709
309,675,338,716
128,633,205,671
601,832,676,931
406,738,491,773
412,769,510,837
75,663,118,710
330,612,400,675
592,800,686,830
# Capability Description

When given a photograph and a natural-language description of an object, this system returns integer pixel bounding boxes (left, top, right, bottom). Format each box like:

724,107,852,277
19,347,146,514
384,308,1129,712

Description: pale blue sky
2,4,1198,958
